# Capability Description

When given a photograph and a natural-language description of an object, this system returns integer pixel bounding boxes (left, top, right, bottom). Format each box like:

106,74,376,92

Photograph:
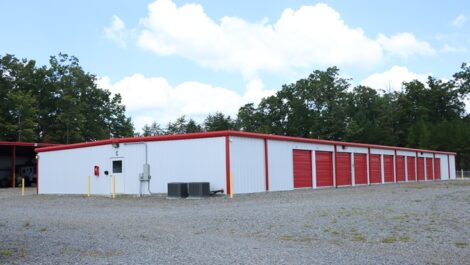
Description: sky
1,0,469,131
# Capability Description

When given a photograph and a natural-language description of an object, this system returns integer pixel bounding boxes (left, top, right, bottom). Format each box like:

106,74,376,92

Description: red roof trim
0,141,57,148
34,130,457,155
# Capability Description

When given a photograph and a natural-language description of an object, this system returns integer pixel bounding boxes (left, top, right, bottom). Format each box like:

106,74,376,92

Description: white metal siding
230,136,265,194
39,145,116,195
397,150,416,156
144,137,226,194
449,155,456,179
417,152,434,158
370,148,394,155
337,146,368,154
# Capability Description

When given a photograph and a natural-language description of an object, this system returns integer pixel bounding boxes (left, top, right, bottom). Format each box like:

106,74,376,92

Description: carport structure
0,142,56,189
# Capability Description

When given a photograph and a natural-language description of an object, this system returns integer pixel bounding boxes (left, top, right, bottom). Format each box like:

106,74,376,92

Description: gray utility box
188,182,210,197
167,182,188,198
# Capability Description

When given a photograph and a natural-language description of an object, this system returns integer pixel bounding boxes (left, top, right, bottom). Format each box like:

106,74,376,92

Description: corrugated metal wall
230,136,265,194
145,137,226,194
39,145,115,194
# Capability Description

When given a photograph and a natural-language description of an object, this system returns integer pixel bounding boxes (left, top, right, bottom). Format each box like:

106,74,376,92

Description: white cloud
441,44,467,53
361,66,429,92
104,15,130,47
377,33,436,58
136,0,384,78
452,14,466,28
96,74,275,130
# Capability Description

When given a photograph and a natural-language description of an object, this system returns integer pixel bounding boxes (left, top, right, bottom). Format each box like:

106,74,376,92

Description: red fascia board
34,130,456,155
35,131,231,152
0,141,57,148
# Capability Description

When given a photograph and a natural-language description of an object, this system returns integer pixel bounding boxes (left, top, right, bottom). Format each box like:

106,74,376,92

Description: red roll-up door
383,155,394,183
354,154,368,185
426,158,434,181
316,151,333,187
407,157,416,181
434,158,441,180
369,154,382,184
335,153,352,186
417,158,425,181
396,156,405,182
293,150,312,188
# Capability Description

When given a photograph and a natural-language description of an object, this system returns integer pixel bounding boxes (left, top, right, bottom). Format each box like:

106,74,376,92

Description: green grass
350,233,367,242
0,249,14,256
381,236,397,244
455,242,467,248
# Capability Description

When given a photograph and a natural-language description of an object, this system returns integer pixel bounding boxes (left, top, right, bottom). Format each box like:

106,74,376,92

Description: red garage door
354,154,368,185
407,157,416,181
293,150,312,188
396,156,405,182
369,154,382,184
316,151,333,187
383,155,394,183
417,158,425,181
434,158,441,180
426,158,434,181
336,153,352,186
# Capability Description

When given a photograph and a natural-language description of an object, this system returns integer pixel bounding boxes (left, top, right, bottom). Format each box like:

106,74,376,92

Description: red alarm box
94,166,99,176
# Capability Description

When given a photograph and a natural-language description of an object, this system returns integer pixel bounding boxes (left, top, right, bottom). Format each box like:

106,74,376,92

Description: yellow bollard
112,175,116,199
229,172,234,199
87,176,91,197
21,178,25,196
462,169,464,180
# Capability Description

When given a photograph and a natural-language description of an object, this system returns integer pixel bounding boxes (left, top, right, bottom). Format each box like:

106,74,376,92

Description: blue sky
1,0,469,130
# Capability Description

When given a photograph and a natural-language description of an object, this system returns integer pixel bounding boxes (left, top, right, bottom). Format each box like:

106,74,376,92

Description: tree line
0,54,134,143
1,53,469,169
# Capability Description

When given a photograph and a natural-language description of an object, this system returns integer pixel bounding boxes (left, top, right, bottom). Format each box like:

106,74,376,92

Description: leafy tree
166,116,202,134
142,121,164,136
204,112,236,131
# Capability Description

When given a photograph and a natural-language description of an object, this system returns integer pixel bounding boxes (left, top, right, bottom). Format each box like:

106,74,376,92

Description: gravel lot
1,181,469,265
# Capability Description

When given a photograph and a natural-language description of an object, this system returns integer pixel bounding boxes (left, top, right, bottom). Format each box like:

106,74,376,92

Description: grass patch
23,221,30,228
350,233,367,242
455,242,467,248
381,236,397,244
398,235,411,242
279,235,294,241
81,250,122,257
39,227,47,232
0,249,14,256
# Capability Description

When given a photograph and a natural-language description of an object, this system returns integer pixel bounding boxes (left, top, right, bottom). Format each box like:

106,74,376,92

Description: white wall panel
370,148,394,155
145,137,226,194
230,137,265,194
417,152,434,158
39,145,116,195
449,155,456,179
336,146,368,154
397,150,416,156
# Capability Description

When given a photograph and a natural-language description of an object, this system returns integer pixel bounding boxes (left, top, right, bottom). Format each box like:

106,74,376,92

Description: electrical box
139,164,151,181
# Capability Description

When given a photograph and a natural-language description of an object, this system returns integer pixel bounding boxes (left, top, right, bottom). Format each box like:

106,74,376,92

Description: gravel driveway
1,181,469,265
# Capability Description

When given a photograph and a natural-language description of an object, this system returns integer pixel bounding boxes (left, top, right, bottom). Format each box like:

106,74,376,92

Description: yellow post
112,175,116,199
461,169,464,180
229,172,233,199
21,178,25,196
87,176,91,197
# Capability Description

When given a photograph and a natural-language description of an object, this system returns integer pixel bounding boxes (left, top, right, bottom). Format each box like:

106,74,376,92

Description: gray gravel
1,181,469,265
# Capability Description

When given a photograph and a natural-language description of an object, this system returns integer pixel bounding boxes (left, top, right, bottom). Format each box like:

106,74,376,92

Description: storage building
35,131,457,195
